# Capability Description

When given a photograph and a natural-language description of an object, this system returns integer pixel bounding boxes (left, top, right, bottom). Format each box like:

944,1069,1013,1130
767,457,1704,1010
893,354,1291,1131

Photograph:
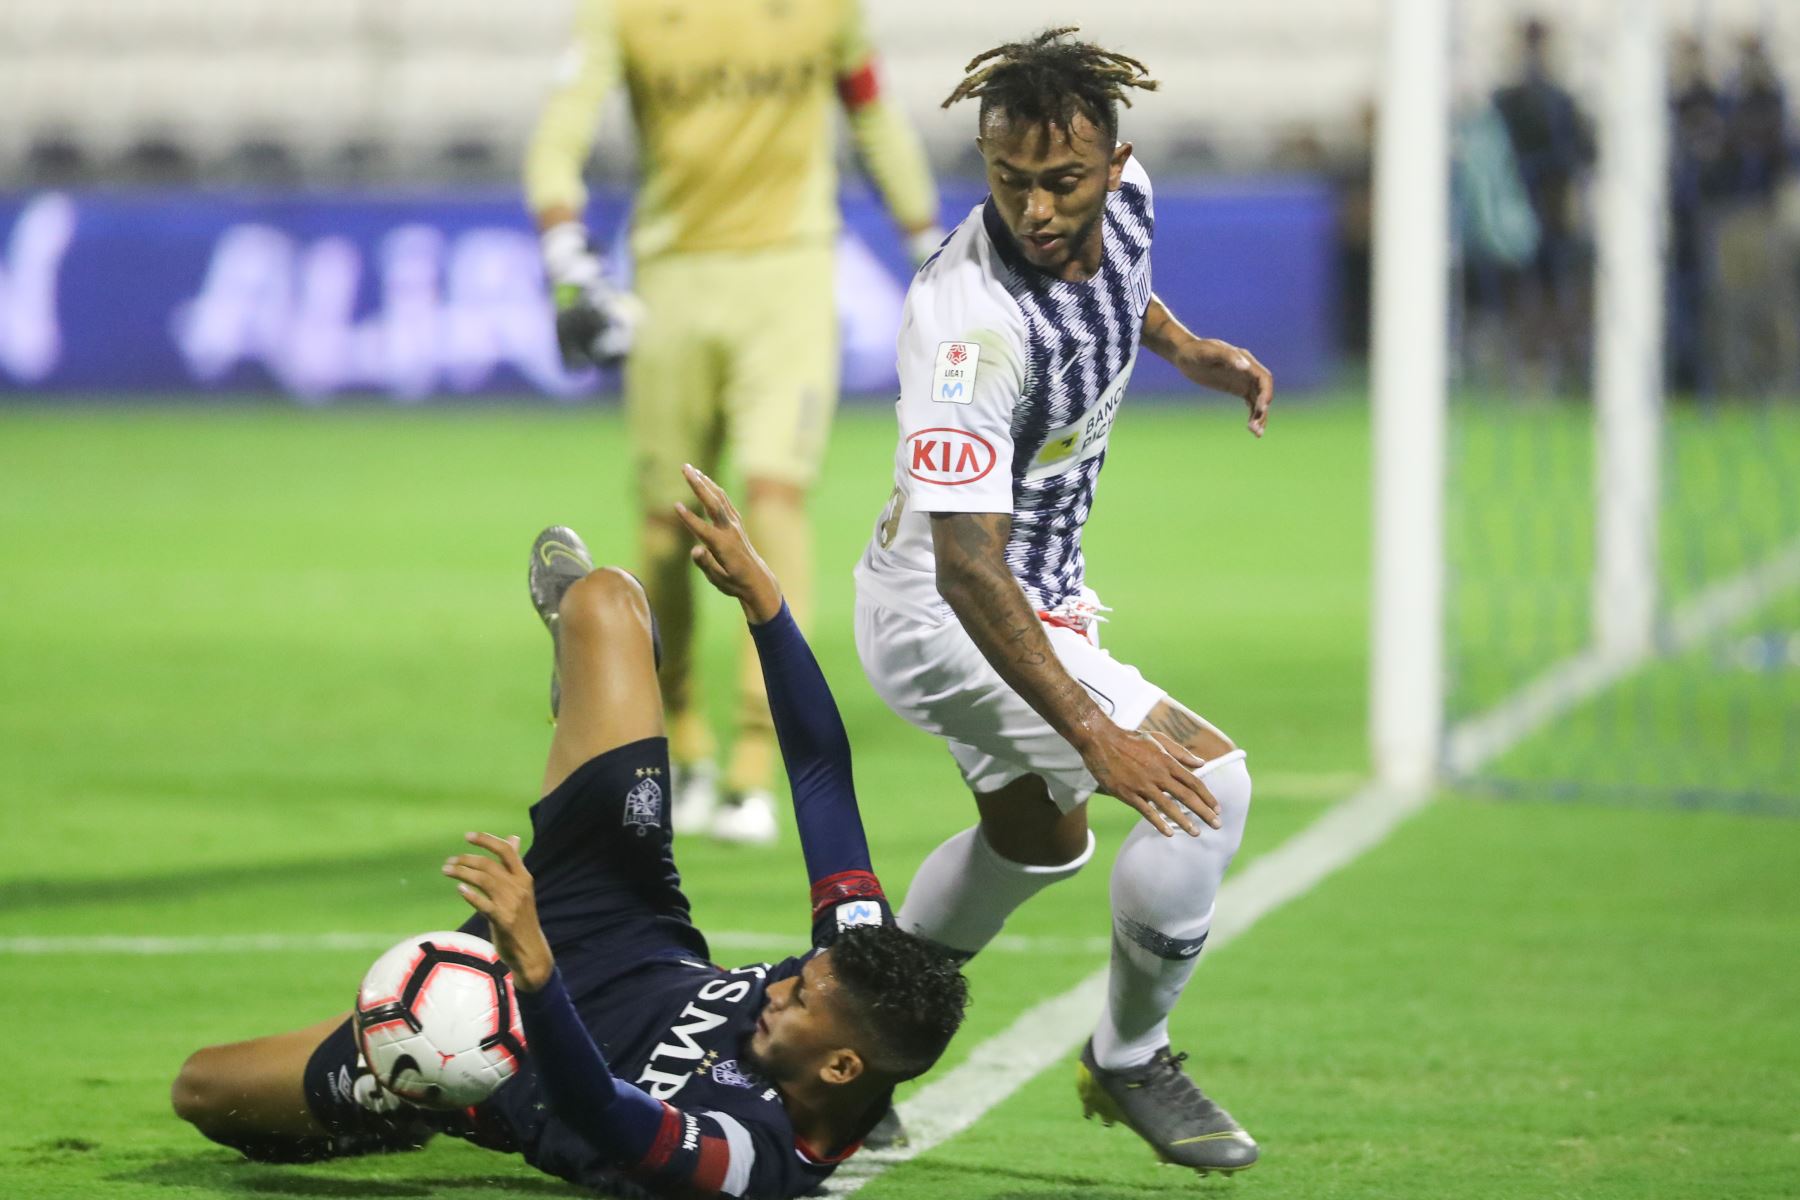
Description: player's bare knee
170,1046,227,1128
558,566,650,640
1032,822,1092,867
985,832,1068,867
976,782,1089,867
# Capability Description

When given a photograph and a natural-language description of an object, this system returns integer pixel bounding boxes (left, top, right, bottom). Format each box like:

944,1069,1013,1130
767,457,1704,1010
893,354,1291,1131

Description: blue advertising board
0,181,1335,401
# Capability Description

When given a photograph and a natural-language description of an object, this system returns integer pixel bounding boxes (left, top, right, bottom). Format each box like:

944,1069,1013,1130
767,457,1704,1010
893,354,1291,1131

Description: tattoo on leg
1142,703,1205,744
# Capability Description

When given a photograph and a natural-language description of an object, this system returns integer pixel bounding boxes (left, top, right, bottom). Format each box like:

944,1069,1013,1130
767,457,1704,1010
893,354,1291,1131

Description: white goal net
1374,0,1800,811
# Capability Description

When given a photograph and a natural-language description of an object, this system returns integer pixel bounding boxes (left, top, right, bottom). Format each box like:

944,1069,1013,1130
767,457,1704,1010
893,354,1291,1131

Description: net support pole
1592,0,1667,661
1370,0,1450,793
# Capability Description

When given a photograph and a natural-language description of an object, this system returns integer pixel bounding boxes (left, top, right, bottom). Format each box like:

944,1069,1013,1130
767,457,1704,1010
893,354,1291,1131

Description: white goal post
1591,0,1668,662
1369,0,1451,794
1370,0,1668,792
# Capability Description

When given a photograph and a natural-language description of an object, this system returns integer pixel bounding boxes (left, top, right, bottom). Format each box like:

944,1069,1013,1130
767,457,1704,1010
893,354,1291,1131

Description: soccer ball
354,931,527,1110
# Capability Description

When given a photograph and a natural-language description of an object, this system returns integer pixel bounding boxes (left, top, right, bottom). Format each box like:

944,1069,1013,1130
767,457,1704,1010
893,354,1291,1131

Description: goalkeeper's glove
540,222,643,368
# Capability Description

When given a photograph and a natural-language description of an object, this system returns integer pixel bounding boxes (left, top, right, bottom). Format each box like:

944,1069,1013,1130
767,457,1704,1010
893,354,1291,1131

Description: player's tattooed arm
1141,293,1275,438
932,511,1062,679
930,512,1221,835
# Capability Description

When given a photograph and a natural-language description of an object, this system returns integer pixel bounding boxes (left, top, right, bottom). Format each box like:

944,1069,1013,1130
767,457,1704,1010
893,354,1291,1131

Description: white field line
16,544,1790,1187
1445,534,1800,774
832,535,1800,1194
826,780,1432,1193
0,930,1110,957
1665,537,1800,650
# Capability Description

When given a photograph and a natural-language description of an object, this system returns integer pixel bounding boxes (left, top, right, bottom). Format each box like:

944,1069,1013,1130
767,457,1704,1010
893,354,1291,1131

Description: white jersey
854,156,1155,623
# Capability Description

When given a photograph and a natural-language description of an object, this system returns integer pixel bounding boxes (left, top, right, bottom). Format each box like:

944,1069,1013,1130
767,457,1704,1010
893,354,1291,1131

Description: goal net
1374,0,1800,811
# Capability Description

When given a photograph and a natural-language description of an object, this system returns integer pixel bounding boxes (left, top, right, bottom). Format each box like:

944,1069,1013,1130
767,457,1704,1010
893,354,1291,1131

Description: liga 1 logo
905,428,997,486
932,339,979,404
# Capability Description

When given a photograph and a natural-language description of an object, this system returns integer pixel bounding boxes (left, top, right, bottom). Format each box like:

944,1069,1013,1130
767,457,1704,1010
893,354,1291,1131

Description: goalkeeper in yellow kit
526,0,941,844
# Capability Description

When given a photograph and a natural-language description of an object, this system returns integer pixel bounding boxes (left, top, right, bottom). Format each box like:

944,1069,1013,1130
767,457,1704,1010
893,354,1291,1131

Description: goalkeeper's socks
1094,751,1252,1070
897,824,1093,958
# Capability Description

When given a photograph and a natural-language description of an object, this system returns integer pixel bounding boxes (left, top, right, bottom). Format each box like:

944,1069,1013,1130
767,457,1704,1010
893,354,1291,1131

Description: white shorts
853,593,1168,813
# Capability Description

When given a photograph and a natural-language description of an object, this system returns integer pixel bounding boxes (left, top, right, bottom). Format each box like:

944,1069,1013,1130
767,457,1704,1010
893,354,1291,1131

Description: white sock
897,824,1095,958
1093,750,1252,1070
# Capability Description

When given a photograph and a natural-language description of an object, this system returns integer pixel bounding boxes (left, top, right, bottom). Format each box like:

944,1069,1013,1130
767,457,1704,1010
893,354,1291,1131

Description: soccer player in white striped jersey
852,29,1275,1174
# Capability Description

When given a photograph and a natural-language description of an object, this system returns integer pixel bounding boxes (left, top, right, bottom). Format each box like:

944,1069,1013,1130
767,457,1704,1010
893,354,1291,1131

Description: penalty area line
825,779,1432,1194
1445,533,1800,774
832,534,1800,1193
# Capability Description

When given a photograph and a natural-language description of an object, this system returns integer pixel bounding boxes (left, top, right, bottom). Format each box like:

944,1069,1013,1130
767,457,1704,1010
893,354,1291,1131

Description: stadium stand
0,0,1795,182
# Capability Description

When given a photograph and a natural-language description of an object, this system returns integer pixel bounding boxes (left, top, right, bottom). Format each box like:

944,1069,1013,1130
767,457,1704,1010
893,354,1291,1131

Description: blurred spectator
1272,124,1330,174
1667,33,1727,392
118,134,198,187
1332,101,1375,357
1708,34,1798,395
440,135,502,183
219,138,303,188
1491,18,1593,393
328,138,393,186
1454,79,1539,386
23,131,91,187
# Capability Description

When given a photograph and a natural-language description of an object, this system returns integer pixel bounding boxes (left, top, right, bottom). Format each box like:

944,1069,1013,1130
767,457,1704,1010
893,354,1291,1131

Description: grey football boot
527,526,595,719
1077,1040,1259,1174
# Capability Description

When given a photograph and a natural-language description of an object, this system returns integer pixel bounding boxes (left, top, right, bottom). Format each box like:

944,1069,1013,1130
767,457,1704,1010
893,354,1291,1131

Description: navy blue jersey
480,883,890,1197
450,606,895,1199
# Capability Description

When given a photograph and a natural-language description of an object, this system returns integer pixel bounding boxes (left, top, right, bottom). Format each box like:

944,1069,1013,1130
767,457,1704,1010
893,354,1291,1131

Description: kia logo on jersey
905,428,997,486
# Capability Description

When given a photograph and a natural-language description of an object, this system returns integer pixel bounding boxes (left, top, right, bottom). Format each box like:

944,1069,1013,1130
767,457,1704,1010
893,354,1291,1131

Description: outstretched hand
1180,338,1274,438
444,832,555,992
673,465,784,624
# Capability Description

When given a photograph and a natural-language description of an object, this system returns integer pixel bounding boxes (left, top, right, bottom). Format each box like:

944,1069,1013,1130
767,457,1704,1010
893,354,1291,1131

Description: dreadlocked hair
942,27,1158,144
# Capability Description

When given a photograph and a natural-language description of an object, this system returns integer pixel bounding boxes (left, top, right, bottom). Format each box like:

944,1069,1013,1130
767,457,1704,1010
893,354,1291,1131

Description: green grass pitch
2,399,1797,1198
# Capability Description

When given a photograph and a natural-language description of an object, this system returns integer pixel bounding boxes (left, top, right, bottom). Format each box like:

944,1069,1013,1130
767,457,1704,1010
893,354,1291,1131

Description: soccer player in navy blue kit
172,466,968,1199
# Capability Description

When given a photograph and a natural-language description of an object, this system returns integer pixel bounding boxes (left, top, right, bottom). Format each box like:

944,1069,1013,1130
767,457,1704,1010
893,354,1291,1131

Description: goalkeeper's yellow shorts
625,242,838,510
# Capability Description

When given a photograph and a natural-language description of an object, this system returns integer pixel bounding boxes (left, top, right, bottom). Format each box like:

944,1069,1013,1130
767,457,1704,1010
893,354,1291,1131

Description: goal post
1369,0,1451,794
1591,0,1667,664
1372,0,1798,809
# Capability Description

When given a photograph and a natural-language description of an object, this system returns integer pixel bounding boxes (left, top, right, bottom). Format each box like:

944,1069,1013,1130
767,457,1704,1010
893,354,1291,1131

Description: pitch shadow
879,1155,1226,1197
112,1152,609,1198
3,838,467,911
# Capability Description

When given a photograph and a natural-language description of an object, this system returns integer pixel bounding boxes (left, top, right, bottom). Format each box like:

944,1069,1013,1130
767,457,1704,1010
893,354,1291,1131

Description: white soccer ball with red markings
354,931,526,1110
